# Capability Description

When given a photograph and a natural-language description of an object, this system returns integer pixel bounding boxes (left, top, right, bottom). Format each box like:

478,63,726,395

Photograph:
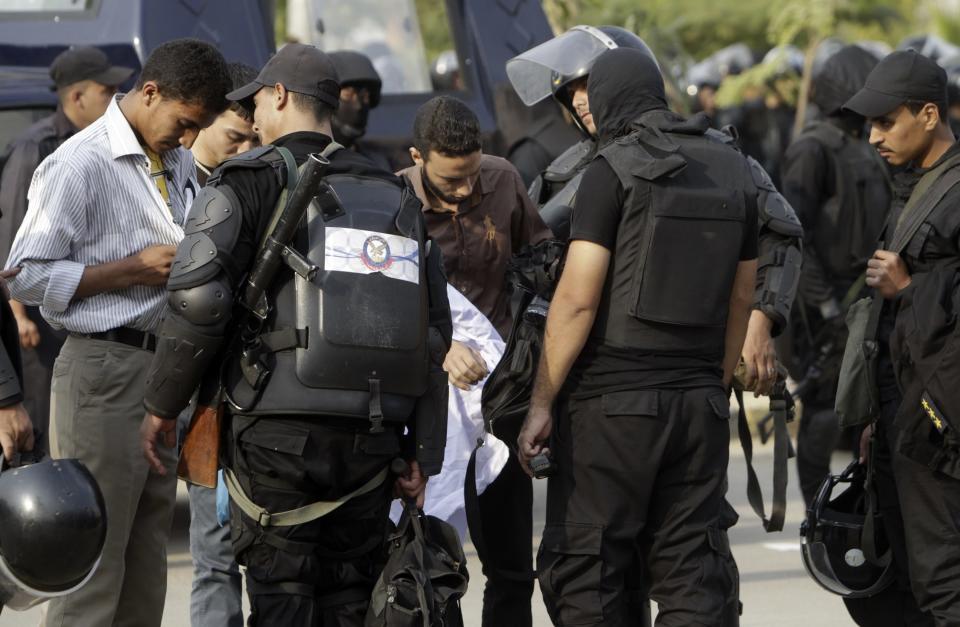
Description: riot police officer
779,45,891,508
507,25,802,396
140,43,452,624
518,47,759,626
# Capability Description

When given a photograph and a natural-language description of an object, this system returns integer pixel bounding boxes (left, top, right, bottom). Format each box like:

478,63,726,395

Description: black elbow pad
143,313,224,419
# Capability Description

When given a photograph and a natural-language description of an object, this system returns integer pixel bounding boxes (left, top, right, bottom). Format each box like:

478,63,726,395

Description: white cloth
391,285,509,540
6,96,194,333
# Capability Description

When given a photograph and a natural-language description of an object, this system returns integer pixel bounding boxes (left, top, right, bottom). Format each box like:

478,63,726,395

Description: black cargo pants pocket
698,519,741,626
538,522,605,626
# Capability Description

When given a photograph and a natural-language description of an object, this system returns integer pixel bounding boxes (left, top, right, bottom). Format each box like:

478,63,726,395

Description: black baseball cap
49,46,133,89
227,43,340,108
843,49,948,118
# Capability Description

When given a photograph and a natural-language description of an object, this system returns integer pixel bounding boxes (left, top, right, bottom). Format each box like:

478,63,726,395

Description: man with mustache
844,48,960,625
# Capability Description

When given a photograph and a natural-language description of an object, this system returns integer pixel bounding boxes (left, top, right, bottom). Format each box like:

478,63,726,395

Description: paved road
2,441,858,626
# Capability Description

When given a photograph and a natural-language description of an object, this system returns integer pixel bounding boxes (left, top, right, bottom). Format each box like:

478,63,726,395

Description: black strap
463,444,535,583
736,388,789,532
247,580,315,597
257,328,308,353
861,427,891,567
259,530,383,560
890,157,960,254
368,379,384,434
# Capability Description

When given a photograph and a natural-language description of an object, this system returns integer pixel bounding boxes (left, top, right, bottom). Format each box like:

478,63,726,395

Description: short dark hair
136,38,230,114
906,99,949,124
413,96,481,157
289,91,335,123
227,62,257,121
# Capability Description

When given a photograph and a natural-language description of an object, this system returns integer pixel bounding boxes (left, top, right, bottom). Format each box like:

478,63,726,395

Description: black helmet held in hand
0,455,107,611
800,460,894,598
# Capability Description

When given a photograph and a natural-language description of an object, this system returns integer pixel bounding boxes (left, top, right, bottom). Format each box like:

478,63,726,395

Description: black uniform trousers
477,453,535,627
226,414,400,627
843,398,933,627
540,386,739,627
892,450,960,625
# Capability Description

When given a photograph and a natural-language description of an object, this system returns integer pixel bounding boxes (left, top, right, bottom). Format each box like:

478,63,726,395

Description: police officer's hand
0,266,21,299
13,312,40,349
394,459,427,508
741,310,777,396
443,340,488,391
128,245,177,287
141,412,176,475
859,423,874,465
518,405,553,478
866,250,911,299
0,402,33,463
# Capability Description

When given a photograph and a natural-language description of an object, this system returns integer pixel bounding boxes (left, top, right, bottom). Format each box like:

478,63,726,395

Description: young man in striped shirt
6,39,231,627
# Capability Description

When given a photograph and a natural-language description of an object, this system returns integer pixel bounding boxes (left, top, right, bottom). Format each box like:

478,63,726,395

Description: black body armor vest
803,122,891,282
225,171,430,422
593,119,752,354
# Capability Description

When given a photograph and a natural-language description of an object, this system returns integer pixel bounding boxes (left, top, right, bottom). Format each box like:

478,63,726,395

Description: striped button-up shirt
6,96,196,333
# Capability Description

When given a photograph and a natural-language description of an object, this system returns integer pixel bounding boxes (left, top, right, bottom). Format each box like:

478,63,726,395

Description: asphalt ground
2,406,860,626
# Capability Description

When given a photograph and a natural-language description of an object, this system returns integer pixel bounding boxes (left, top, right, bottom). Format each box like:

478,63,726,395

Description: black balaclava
329,51,382,148
812,45,878,117
588,47,667,143
333,92,373,147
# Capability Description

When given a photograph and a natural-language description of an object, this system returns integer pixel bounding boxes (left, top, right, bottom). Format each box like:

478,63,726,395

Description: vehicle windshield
298,0,433,94
0,0,94,12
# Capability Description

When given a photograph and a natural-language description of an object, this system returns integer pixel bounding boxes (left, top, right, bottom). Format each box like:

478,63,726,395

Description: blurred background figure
328,50,392,170
431,49,464,92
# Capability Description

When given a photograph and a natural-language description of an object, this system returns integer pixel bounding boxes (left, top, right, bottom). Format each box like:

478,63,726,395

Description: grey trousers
187,482,244,627
43,336,177,627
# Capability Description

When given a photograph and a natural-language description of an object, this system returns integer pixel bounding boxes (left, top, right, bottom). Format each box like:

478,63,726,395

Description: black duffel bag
365,501,468,627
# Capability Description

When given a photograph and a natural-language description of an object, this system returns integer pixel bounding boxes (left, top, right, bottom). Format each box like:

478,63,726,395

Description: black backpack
463,240,565,584
479,239,565,450
365,502,468,627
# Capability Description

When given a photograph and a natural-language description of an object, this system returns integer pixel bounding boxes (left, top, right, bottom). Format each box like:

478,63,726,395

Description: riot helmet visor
506,26,617,106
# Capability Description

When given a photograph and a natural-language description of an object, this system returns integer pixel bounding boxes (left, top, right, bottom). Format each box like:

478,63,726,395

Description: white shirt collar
105,95,147,162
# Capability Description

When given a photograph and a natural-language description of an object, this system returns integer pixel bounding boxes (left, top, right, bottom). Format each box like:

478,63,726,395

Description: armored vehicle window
287,0,463,94
1,0,96,14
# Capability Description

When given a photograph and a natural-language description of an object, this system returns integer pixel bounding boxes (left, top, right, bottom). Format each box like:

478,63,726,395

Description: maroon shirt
399,155,552,338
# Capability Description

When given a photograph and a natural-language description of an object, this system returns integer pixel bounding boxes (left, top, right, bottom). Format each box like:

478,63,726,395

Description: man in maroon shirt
398,95,551,627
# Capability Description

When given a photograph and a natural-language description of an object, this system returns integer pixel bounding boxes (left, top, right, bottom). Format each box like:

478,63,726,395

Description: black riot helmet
0,456,107,611
329,50,383,148
800,461,894,598
507,25,658,113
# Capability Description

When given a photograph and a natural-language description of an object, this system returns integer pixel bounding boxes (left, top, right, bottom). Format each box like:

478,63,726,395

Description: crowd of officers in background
0,22,956,627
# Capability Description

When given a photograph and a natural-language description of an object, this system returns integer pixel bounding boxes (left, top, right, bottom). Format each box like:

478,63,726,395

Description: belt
76,327,157,352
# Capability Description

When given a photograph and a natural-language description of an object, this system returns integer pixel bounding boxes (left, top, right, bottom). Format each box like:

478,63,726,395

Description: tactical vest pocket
630,187,745,327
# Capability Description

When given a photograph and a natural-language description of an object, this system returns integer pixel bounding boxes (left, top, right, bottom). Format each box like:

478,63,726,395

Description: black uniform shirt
877,141,960,401
564,156,759,397
0,109,76,355
0,108,77,265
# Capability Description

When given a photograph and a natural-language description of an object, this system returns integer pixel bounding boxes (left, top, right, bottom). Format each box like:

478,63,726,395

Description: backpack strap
891,154,960,253
223,465,388,527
